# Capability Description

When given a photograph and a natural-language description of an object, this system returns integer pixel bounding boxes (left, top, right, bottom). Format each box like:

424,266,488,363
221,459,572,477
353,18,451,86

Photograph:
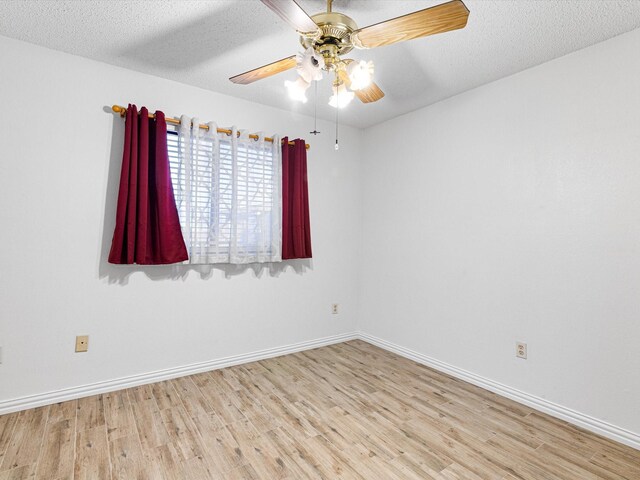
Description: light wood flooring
0,340,638,479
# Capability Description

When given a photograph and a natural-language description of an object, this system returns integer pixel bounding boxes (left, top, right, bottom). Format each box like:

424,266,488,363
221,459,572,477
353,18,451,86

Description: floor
0,341,638,479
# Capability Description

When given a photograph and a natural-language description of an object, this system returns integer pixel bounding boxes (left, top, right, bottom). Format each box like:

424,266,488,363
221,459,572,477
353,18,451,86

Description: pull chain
310,80,320,136
335,106,339,151
335,74,339,151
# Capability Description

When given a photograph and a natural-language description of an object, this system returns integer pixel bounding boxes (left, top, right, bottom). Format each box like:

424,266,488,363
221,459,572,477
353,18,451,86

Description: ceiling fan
229,0,470,108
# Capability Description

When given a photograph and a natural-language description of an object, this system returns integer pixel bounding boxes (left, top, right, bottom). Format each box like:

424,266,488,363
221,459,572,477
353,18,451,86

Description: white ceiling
1,0,640,128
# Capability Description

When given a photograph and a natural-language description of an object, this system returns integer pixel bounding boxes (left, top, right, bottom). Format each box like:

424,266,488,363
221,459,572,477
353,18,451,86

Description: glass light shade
284,76,310,103
328,83,355,109
296,47,325,83
347,60,374,91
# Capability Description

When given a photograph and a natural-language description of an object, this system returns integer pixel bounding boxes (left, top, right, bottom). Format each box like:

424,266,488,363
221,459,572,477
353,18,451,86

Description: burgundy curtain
108,104,188,265
281,137,312,259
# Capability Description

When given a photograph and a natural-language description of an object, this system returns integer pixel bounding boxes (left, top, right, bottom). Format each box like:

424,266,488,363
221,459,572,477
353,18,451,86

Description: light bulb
347,60,374,91
284,76,310,103
328,82,354,109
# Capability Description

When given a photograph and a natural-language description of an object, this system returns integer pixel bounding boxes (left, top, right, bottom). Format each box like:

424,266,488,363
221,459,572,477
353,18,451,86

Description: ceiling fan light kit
284,75,311,103
329,82,355,109
347,60,374,91
296,47,325,82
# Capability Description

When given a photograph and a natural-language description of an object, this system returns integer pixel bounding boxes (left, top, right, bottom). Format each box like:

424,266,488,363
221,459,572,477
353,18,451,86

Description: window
167,125,281,264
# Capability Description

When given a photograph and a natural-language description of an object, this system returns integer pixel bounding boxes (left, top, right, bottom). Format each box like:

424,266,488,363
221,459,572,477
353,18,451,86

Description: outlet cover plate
75,335,89,353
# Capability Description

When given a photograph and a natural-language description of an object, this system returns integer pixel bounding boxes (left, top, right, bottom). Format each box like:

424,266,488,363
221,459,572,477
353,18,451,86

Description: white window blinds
168,117,282,264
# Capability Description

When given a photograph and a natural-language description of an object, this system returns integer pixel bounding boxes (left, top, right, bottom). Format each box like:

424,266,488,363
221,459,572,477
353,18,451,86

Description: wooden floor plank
0,463,37,480
0,413,19,470
103,389,136,442
34,401,76,480
128,388,171,452
590,445,640,478
151,381,183,411
0,406,49,473
0,340,638,479
76,395,105,431
74,425,111,480
159,405,206,461
109,433,163,480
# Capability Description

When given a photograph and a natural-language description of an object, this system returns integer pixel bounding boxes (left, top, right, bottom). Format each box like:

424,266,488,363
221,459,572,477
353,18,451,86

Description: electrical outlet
75,335,89,353
516,342,527,359
331,303,339,314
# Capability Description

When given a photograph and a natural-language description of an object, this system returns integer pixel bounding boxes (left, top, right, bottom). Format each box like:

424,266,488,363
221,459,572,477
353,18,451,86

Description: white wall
0,35,362,405
360,27,640,437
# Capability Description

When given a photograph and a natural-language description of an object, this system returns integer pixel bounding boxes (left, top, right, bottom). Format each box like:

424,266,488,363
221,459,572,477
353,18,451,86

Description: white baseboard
0,332,358,415
2,330,638,452
358,332,640,451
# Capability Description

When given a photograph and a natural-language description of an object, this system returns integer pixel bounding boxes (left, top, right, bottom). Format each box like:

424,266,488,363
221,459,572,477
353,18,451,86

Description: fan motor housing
300,11,358,64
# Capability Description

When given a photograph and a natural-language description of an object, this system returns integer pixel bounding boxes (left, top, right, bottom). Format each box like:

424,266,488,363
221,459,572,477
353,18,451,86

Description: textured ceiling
1,0,640,128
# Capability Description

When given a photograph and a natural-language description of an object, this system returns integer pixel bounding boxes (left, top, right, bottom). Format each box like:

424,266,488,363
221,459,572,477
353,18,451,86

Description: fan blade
355,83,385,103
337,62,385,104
351,0,469,49
229,55,297,85
260,0,320,35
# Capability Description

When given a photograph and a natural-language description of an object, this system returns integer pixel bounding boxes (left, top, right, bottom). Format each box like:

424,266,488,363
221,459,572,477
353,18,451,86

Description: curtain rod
111,105,310,150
